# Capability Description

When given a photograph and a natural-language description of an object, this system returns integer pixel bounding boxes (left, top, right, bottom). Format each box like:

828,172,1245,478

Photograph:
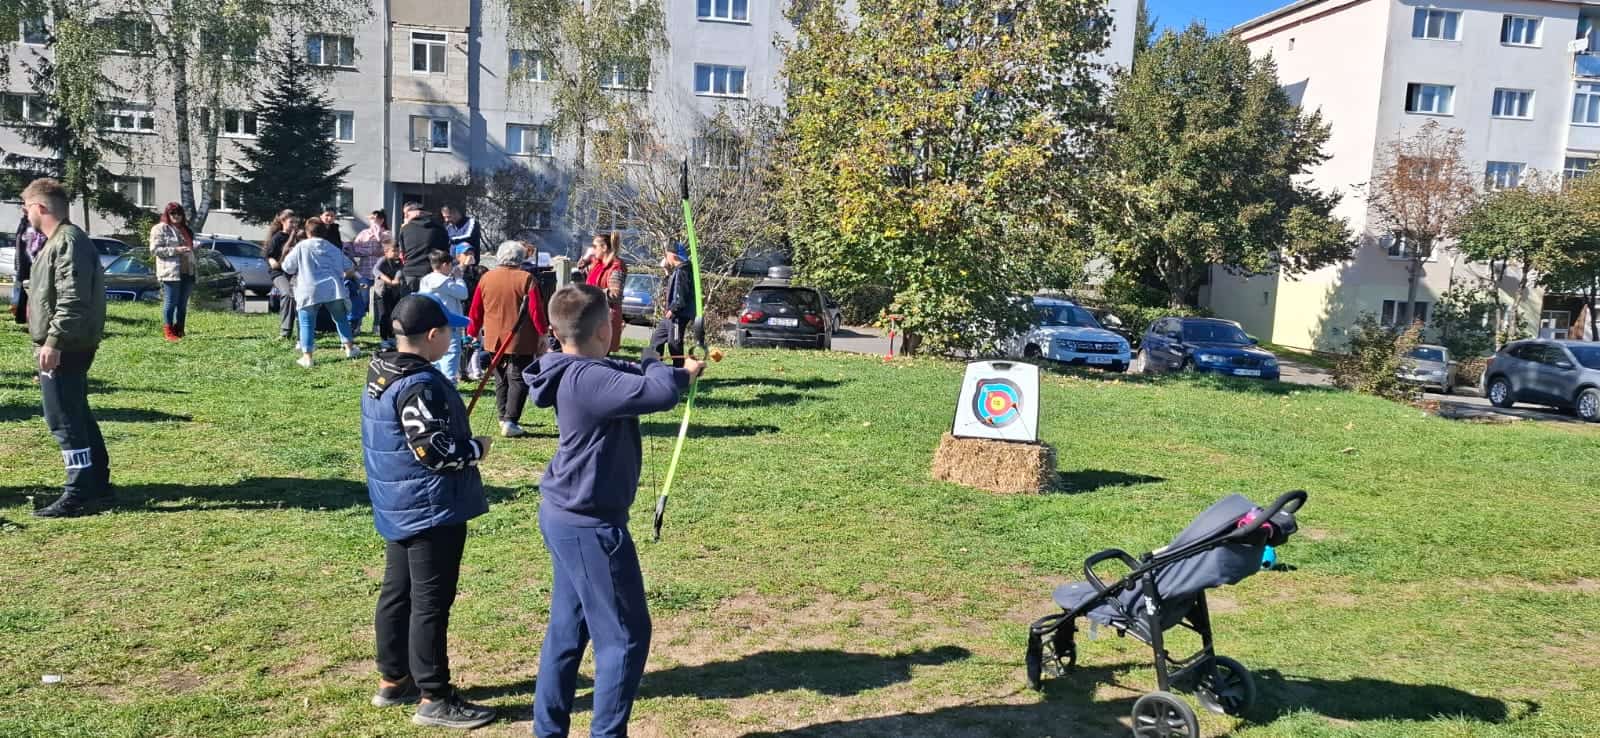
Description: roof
1231,0,1328,35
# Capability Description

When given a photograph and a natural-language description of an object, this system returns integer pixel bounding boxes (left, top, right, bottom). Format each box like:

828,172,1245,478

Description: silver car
199,237,273,296
1482,340,1600,422
1397,344,1458,394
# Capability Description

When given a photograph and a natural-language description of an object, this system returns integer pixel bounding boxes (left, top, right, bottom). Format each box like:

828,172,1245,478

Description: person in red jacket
466,241,549,437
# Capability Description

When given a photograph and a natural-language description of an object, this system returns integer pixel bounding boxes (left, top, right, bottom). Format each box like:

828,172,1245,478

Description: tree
1094,24,1354,308
779,0,1113,355
432,165,562,247
1366,121,1478,326
1541,173,1600,343
1431,280,1497,359
233,33,352,225
1455,173,1581,343
1134,0,1157,53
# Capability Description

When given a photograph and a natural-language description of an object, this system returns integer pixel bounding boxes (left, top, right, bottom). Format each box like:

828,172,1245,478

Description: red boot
163,324,179,342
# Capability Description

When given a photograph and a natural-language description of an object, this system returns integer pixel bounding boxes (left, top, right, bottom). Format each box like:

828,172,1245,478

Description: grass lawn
1,303,1596,737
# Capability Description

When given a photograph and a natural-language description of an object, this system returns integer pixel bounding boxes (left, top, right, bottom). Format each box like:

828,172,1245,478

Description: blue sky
1144,0,1290,33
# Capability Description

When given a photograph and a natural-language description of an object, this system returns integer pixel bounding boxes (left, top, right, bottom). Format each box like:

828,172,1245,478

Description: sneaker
162,325,179,342
371,678,421,708
412,692,495,729
500,421,527,438
345,345,362,360
296,355,314,369
32,493,100,519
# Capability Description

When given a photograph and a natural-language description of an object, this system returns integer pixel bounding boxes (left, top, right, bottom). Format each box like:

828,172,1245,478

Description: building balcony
1578,52,1600,80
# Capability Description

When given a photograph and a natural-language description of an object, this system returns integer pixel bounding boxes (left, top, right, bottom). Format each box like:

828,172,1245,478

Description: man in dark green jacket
23,178,110,518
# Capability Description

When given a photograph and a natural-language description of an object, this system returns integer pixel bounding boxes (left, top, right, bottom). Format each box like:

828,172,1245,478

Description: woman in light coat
282,218,360,367
149,202,197,341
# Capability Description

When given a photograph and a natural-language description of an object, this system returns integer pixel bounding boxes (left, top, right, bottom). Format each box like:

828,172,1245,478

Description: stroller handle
1231,490,1308,541
1083,548,1140,595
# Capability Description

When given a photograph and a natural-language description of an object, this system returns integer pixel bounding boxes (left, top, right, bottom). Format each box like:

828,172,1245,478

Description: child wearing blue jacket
526,284,705,738
359,294,498,730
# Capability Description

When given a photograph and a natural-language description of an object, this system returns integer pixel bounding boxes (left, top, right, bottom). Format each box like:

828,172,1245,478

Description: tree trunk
1509,260,1530,340
193,89,220,231
1588,282,1598,342
172,50,196,221
1404,251,1423,327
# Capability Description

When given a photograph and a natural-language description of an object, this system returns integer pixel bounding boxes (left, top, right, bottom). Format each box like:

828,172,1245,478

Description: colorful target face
973,378,1023,428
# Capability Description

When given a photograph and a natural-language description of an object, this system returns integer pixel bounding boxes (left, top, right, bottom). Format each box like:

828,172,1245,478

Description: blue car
621,273,659,324
1137,317,1279,380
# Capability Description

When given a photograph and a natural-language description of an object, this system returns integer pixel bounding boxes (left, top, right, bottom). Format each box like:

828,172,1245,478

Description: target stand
931,361,1056,494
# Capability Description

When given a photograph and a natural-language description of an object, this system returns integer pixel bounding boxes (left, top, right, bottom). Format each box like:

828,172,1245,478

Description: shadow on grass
0,369,194,395
698,377,846,392
1049,470,1164,495
0,477,522,513
640,421,780,438
694,391,812,410
1247,669,1528,726
0,402,191,424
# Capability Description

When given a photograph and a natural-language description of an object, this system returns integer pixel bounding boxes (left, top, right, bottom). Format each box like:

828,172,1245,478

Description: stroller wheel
1197,655,1255,717
1025,632,1044,690
1131,691,1199,738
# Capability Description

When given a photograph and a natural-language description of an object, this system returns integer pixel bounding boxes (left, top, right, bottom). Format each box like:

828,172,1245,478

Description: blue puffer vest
360,370,488,542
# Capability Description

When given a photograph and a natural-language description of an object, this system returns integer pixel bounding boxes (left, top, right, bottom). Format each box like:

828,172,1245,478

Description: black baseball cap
391,294,470,336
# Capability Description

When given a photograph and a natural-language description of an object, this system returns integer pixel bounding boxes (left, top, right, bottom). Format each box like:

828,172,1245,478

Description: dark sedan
1137,317,1280,380
103,249,246,311
92,237,132,269
735,281,833,350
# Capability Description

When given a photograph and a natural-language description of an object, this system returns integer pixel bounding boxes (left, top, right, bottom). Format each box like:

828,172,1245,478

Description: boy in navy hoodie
360,294,498,730
527,284,705,738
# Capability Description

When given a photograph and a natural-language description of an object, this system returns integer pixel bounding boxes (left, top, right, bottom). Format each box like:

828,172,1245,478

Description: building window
20,16,48,44
509,49,549,82
215,109,257,138
1491,89,1533,119
1580,15,1598,52
507,124,553,156
411,31,447,74
1405,83,1454,115
697,0,749,22
1412,9,1460,40
1382,299,1430,327
694,135,743,169
1500,15,1540,46
694,64,747,97
1576,82,1600,125
600,58,650,91
523,203,553,231
330,111,354,142
113,177,156,208
101,103,156,133
97,16,154,55
306,34,355,68
200,29,256,60
1485,161,1525,190
1386,232,1434,261
209,180,244,212
0,93,48,125
410,116,450,151
323,188,354,216
620,131,648,162
1566,156,1595,181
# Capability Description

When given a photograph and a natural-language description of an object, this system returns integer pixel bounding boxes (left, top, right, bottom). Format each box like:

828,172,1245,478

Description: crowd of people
13,175,708,733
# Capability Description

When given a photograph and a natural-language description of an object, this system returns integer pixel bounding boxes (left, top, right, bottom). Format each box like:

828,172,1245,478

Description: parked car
735,276,833,350
1138,317,1280,380
2,234,125,277
199,236,273,296
91,237,131,269
103,249,246,311
1481,340,1600,422
1397,344,1458,394
621,273,659,324
818,289,843,334
1009,297,1131,372
0,231,13,279
1086,306,1137,348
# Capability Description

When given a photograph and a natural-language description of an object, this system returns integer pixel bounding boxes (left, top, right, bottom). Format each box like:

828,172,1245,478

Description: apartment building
2,0,1136,256
1207,0,1600,350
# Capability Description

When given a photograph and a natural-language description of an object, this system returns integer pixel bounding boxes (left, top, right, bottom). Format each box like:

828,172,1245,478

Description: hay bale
931,433,1056,495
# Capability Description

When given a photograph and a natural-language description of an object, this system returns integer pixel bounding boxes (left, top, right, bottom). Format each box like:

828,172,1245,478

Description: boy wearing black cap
526,284,705,738
360,294,497,730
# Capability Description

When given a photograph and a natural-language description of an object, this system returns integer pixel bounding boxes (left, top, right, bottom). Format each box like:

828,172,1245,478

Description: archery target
952,361,1040,443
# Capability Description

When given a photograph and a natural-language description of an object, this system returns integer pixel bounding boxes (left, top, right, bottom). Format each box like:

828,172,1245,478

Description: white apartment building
2,0,1137,258
1208,0,1600,350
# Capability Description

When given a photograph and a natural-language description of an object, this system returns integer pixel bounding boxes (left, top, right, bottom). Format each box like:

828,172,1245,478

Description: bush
1432,282,1497,360
705,275,756,329
1331,316,1421,401
837,284,894,326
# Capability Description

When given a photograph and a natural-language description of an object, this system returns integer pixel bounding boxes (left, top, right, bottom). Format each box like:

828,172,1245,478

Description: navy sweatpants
533,515,651,738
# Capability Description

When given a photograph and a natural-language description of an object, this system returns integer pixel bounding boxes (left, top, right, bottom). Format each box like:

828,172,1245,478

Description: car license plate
1086,356,1113,364
1234,369,1261,377
769,317,798,327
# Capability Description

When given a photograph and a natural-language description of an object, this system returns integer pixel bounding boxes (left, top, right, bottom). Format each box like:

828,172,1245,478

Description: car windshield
93,240,128,256
747,287,820,312
210,241,262,258
105,254,151,275
1036,304,1101,329
625,274,656,293
1571,345,1600,371
1408,347,1445,363
1182,321,1251,344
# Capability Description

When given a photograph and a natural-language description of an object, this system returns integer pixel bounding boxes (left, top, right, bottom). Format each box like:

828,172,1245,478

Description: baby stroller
1026,490,1306,738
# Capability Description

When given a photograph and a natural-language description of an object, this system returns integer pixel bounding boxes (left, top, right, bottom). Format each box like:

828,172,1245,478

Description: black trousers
375,523,468,700
40,349,110,500
648,317,691,368
495,353,536,424
273,275,296,338
374,284,409,342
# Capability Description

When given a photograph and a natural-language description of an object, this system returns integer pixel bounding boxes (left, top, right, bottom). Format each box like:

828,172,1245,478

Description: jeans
161,274,195,331
494,353,536,424
533,516,651,738
374,523,468,701
433,328,461,380
346,277,371,333
273,274,296,338
297,299,354,354
39,349,110,501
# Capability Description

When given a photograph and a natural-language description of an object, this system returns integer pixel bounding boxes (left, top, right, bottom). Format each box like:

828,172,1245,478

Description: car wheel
818,332,831,351
1134,348,1150,374
1488,377,1515,408
1023,344,1042,359
735,331,748,349
1578,388,1600,423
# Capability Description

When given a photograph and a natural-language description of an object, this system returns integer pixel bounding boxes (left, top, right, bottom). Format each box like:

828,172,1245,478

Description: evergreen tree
235,31,351,224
